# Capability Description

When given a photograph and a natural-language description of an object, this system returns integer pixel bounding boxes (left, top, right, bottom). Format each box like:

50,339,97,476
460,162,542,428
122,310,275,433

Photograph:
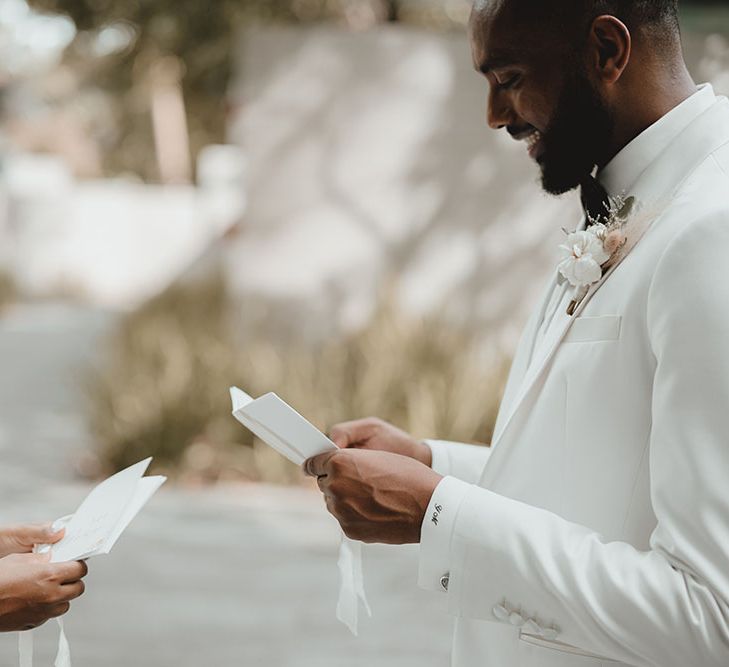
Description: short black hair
473,0,681,43
582,1,680,36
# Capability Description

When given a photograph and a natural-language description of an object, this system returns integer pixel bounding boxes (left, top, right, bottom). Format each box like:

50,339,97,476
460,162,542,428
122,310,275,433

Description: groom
306,1,729,665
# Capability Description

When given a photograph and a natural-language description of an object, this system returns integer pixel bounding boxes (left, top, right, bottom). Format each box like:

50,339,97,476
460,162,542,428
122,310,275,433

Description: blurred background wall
0,2,727,664
1,1,726,486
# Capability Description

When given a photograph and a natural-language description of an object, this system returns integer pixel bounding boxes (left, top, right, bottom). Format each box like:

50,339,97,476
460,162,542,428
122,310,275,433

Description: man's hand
328,418,433,467
0,524,65,558
0,553,88,632
304,448,442,544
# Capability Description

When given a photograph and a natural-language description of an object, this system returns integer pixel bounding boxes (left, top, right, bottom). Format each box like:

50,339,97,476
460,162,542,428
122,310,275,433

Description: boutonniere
558,195,635,316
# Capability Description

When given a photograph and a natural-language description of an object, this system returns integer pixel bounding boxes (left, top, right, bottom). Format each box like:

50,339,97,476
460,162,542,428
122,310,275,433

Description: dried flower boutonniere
558,195,635,316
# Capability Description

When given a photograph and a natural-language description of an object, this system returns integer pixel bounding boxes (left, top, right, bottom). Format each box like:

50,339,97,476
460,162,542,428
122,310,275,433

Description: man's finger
328,419,379,448
328,422,358,448
58,580,86,602
324,494,339,519
45,602,71,619
316,474,328,493
303,451,337,477
56,560,89,584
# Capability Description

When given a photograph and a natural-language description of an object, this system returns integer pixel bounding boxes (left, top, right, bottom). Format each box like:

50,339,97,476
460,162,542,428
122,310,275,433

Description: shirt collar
598,83,717,197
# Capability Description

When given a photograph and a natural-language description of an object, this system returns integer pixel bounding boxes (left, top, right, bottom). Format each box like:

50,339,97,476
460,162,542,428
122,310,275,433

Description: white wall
1,149,244,309
227,25,575,344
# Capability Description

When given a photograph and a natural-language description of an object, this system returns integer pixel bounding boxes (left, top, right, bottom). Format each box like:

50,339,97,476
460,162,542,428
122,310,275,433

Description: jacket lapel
489,97,729,451
490,271,563,438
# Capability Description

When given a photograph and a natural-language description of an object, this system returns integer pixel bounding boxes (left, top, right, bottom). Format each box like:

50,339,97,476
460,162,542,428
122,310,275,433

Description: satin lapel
489,97,729,452
490,272,560,442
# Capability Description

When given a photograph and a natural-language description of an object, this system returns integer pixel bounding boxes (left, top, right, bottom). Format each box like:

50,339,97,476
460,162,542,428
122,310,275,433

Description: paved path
0,303,451,666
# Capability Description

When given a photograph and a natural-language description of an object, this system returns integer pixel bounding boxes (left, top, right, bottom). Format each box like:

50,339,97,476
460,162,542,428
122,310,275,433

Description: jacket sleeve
428,212,729,666
425,440,491,483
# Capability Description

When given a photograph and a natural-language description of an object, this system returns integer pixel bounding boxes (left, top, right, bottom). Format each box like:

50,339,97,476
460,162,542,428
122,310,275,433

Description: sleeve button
522,618,541,635
439,574,450,591
492,604,509,621
509,611,525,626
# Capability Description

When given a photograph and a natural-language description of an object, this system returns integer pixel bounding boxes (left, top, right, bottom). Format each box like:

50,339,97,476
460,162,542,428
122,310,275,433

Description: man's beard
538,69,614,195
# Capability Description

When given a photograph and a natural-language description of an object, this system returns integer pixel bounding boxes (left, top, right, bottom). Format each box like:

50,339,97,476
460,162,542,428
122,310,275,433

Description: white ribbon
18,630,32,667
18,619,71,667
336,536,371,635
21,514,75,667
54,620,71,667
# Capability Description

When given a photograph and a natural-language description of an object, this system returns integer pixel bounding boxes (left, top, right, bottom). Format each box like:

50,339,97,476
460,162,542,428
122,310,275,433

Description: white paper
22,459,166,667
48,458,165,563
230,387,370,634
230,387,337,465
103,475,167,554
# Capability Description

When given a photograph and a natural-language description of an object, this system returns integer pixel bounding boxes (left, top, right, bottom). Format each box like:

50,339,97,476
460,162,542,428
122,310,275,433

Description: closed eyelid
494,67,522,78
496,73,522,89
478,52,519,75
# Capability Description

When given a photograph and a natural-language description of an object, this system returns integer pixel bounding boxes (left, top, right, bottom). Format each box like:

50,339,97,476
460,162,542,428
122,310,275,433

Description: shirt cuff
424,439,451,476
418,475,472,593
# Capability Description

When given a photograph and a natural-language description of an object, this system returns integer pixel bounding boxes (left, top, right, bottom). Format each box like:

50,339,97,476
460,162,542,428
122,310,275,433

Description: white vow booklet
21,459,166,667
229,387,370,634
229,387,338,465
38,458,167,563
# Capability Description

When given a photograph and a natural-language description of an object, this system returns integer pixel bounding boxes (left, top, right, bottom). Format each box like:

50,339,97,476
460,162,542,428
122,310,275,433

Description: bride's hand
0,524,65,558
0,553,87,631
328,418,432,467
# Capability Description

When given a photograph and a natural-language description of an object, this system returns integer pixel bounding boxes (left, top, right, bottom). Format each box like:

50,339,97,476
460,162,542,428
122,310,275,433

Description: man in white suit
306,1,729,664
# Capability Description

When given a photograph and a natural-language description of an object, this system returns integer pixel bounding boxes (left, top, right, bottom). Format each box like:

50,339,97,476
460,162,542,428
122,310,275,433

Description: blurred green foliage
85,272,508,484
25,0,459,180
24,0,725,179
28,0,243,179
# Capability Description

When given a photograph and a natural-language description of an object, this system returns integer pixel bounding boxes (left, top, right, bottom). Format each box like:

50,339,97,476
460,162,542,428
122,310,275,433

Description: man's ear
587,15,631,84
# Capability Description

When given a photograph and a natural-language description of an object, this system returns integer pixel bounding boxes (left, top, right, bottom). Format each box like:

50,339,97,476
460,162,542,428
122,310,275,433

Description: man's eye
498,74,521,90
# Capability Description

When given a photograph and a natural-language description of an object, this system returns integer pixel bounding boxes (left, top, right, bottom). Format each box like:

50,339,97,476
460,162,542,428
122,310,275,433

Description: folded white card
230,387,337,465
37,458,166,563
23,458,166,667
229,387,370,635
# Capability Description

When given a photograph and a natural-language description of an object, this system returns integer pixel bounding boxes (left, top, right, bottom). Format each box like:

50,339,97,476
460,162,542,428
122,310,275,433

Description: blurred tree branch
23,0,465,180
386,0,401,22
25,0,315,180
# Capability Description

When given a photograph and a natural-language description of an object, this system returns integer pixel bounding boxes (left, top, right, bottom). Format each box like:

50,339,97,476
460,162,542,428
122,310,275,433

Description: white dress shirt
418,83,717,597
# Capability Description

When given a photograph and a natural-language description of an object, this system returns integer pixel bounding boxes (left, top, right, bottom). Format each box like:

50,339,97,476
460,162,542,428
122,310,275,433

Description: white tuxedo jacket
420,93,729,666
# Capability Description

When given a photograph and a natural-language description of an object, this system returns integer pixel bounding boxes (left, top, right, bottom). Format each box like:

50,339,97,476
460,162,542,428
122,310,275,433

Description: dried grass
0,271,19,311
84,273,509,485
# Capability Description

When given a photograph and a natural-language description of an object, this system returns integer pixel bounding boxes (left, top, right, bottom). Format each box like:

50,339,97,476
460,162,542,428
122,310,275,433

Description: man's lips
512,128,545,161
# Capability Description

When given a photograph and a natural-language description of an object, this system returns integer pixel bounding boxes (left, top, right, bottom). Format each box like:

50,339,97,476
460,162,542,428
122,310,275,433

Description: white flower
557,229,611,288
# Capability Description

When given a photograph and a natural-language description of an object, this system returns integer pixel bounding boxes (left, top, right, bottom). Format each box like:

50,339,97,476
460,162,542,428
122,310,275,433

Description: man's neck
598,65,698,170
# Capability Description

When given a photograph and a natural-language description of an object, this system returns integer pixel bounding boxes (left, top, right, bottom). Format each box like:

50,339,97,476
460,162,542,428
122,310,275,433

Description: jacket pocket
564,315,622,344
519,632,622,663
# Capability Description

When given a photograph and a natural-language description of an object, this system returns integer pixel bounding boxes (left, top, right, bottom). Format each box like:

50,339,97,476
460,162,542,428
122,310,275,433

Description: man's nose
487,88,515,130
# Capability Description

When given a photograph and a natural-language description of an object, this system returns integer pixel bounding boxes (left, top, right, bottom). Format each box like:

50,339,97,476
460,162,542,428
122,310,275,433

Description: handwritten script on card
36,458,166,563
